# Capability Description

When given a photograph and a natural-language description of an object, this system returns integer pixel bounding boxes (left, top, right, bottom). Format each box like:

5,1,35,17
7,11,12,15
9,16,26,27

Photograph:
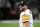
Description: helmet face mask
19,4,28,12
19,1,29,11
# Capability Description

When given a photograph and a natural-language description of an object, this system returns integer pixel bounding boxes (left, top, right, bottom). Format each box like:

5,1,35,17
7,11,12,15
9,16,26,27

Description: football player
19,1,33,27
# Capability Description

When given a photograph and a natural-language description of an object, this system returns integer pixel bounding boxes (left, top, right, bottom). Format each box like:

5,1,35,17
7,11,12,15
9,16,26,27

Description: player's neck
25,8,27,11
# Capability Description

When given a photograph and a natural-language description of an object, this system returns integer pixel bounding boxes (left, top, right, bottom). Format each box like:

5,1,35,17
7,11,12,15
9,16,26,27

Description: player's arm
23,21,28,27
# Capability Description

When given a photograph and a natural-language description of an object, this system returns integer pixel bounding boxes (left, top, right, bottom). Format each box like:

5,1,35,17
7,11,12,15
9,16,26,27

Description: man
19,1,33,27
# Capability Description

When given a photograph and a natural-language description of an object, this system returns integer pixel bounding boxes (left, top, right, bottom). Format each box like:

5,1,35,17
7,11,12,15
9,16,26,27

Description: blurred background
0,0,40,27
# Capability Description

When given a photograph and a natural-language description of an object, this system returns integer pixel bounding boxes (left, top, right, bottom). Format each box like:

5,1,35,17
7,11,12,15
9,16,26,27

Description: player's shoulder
25,9,32,15
27,9,32,14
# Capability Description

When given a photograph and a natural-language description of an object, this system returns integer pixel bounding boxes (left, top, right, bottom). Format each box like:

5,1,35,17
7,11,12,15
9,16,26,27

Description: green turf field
0,23,40,27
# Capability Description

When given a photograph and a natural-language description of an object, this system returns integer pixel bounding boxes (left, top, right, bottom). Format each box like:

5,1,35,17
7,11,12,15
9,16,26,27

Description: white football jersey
19,9,33,27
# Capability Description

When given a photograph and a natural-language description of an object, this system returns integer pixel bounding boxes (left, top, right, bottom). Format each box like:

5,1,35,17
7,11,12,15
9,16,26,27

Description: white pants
19,20,24,27
19,20,33,27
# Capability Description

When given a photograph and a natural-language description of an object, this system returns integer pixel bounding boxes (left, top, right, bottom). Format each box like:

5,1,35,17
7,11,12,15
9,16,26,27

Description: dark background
0,0,40,20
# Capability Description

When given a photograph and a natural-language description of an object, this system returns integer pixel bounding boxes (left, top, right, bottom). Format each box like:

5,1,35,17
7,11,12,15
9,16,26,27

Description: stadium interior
0,0,40,20
0,0,40,27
